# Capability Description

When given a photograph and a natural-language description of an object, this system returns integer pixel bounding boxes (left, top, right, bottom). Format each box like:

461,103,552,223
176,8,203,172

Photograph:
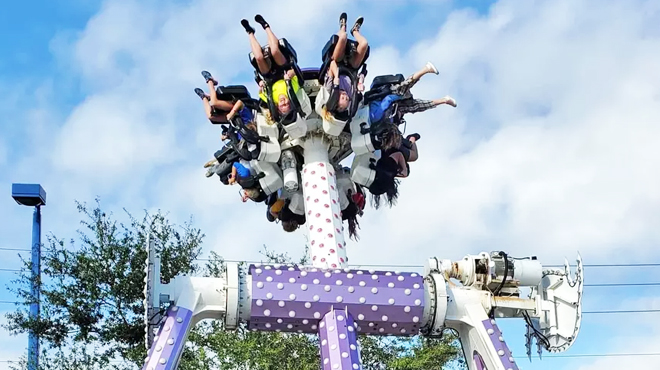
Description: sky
1,0,660,368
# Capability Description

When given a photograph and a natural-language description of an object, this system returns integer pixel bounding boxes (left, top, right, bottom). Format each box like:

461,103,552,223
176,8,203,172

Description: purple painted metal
473,351,488,370
481,319,519,370
319,308,362,370
248,264,424,336
142,305,193,370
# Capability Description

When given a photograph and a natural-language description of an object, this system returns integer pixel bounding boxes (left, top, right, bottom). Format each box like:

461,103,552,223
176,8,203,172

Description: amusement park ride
141,32,584,370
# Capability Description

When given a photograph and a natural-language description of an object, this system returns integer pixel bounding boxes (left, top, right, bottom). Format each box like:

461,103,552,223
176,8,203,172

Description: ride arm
143,237,248,370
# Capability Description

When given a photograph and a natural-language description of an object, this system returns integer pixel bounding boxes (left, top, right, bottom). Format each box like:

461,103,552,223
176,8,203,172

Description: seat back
216,85,252,101
319,36,370,82
289,191,305,215
336,168,355,211
350,153,377,187
249,160,283,196
255,114,281,163
370,74,404,89
349,106,374,155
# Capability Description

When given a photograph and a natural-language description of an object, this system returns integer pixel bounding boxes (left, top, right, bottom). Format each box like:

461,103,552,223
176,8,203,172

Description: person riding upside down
368,62,456,126
368,131,422,208
241,15,304,122
320,13,369,117
193,71,255,125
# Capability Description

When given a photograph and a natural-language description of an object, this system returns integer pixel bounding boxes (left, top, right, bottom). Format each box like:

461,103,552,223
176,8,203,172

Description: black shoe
201,71,217,86
241,19,255,34
351,16,364,36
194,88,207,100
339,12,347,29
254,14,269,29
406,133,421,142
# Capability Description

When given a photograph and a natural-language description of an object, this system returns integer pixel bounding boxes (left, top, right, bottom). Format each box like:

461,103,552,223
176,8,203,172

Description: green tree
3,199,464,369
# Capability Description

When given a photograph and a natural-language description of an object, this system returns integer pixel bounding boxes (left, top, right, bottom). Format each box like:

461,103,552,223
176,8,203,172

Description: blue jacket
369,94,403,124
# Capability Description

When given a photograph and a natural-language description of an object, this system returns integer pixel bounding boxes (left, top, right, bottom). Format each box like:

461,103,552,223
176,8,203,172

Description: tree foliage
4,199,465,369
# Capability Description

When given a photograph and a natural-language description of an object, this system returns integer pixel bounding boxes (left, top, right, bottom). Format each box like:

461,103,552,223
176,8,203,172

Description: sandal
406,133,421,142
339,12,347,30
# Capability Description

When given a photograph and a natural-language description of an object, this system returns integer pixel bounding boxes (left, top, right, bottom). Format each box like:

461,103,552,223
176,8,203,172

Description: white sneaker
443,95,457,107
426,62,439,75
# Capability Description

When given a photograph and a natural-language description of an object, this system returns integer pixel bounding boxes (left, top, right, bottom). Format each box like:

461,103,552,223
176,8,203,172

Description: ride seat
319,35,371,80
279,84,312,140
215,85,252,101
289,191,305,216
350,153,377,187
316,35,370,121
336,167,355,211
362,74,405,105
349,106,374,155
249,160,283,196
249,38,304,84
255,114,281,163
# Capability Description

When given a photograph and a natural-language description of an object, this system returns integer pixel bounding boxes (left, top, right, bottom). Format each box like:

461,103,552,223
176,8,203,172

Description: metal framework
143,236,583,370
141,57,585,370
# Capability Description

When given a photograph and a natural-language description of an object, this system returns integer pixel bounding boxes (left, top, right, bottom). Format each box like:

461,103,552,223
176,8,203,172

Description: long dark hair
379,124,402,153
370,177,399,209
343,188,364,241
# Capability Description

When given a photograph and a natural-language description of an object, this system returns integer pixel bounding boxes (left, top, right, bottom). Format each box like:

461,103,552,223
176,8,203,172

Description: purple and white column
302,137,347,269
482,319,519,370
319,308,361,370
142,305,193,370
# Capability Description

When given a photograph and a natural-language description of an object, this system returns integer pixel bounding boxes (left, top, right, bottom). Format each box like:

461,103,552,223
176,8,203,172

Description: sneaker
201,71,217,85
241,19,255,34
254,14,269,29
351,16,364,36
194,88,208,100
425,62,439,75
443,95,457,107
203,159,217,168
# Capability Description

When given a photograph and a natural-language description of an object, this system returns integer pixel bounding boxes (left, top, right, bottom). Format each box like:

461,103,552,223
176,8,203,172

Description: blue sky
2,0,660,369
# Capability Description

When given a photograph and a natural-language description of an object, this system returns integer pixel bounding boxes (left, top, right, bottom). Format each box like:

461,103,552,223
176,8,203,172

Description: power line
515,352,660,359
0,268,20,272
585,282,660,287
0,248,29,252
583,309,660,314
199,260,660,269
1,352,659,363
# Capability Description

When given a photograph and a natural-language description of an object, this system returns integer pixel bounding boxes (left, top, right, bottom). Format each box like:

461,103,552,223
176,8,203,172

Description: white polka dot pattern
318,308,362,370
302,159,347,269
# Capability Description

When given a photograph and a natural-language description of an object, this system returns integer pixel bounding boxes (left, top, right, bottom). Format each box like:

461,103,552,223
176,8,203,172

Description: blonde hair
321,106,334,121
261,107,277,126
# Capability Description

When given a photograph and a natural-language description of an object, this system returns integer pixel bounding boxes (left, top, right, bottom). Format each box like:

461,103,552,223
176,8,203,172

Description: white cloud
2,0,660,368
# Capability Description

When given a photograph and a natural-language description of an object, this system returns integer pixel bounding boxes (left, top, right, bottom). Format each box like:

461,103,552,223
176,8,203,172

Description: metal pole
28,205,41,370
302,136,348,269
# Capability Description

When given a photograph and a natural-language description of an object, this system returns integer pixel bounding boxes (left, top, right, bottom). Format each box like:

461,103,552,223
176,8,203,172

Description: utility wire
583,309,660,314
515,352,660,359
197,259,660,269
0,268,20,272
585,282,660,287
1,352,660,363
0,248,29,252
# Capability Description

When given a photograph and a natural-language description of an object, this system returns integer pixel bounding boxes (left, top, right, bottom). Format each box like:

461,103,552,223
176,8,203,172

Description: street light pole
29,205,41,370
11,183,46,370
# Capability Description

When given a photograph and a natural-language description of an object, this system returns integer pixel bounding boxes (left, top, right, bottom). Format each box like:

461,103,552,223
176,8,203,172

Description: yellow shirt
260,76,300,103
